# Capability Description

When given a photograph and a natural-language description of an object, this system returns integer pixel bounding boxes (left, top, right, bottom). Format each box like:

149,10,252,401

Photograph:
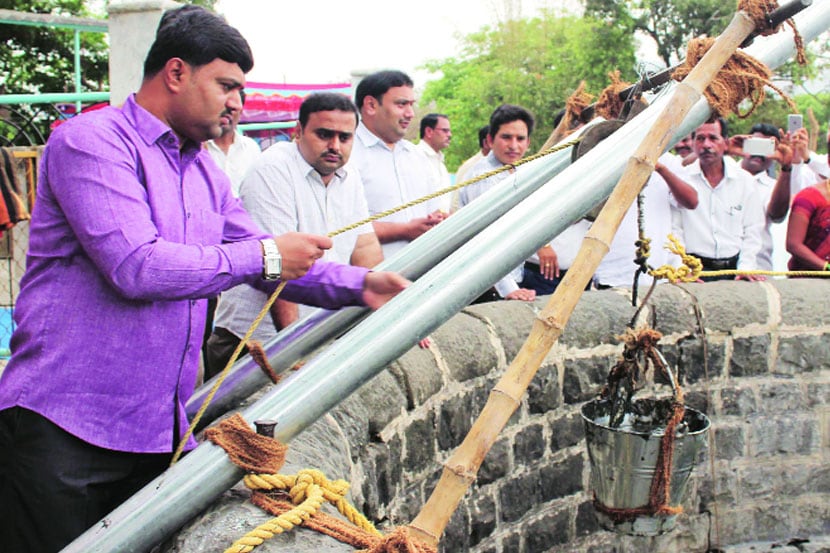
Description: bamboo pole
407,9,759,546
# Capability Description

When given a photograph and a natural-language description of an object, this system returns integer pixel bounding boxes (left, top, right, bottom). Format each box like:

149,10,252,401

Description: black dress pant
0,406,171,553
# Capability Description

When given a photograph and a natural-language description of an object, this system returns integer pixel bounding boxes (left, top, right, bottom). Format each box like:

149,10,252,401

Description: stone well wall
166,279,830,553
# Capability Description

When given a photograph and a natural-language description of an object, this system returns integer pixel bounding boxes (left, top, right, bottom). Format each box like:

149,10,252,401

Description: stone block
329,396,370,463
539,453,584,503
719,385,758,417
560,291,638,349
469,492,497,546
479,437,510,485
501,532,522,552
441,501,470,552
685,389,713,415
648,284,700,336
563,355,615,404
677,336,726,383
696,465,738,507
729,335,771,378
386,346,443,409
689,280,769,331
498,471,541,522
749,414,820,457
387,483,422,524
513,422,546,465
797,496,830,536
437,389,475,452
549,410,586,451
465,300,536,362
528,361,562,414
714,505,757,546
433,311,501,383
757,377,805,413
403,412,436,473
525,505,571,551
281,414,351,479
713,422,746,460
805,381,830,408
575,498,602,537
776,335,830,375
751,502,801,542
353,369,407,436
774,279,830,326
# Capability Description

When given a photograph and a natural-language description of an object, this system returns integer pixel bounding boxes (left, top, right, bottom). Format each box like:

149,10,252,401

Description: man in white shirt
417,113,453,213
205,93,382,379
671,118,766,282
350,70,446,259
460,104,571,302
595,152,698,289
205,90,261,196
737,123,797,272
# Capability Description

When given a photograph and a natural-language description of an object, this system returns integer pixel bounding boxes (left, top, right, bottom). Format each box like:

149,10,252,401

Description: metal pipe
186,123,596,425
0,92,110,105
64,5,830,551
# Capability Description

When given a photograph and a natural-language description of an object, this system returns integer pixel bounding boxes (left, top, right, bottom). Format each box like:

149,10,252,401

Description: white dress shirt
595,153,682,288
350,122,443,259
214,141,374,342
416,139,452,213
205,132,261,196
671,156,765,271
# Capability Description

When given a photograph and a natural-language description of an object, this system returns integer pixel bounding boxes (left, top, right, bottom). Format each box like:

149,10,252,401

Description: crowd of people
0,4,828,553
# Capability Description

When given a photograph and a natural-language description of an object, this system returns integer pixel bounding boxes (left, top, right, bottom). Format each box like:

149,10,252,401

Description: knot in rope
649,235,703,283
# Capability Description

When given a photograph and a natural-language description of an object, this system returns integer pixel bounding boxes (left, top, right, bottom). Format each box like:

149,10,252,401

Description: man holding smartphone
738,122,796,271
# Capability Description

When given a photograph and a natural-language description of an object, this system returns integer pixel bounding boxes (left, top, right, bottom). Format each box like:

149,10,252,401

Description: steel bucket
581,397,710,536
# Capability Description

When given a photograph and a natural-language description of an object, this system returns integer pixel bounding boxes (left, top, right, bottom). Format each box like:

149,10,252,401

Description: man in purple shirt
0,6,408,552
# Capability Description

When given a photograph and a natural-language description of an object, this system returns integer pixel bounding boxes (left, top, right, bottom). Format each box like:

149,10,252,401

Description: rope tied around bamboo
595,328,687,521
671,0,807,119
206,414,436,553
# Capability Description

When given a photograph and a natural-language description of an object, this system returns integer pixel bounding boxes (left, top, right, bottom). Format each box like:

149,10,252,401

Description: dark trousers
203,326,248,381
692,253,739,282
0,407,171,553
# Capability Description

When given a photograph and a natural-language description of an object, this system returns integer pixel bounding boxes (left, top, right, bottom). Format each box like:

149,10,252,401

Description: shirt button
186,212,192,218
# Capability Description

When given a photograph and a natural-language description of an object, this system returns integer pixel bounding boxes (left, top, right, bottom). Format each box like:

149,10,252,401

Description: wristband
780,164,792,172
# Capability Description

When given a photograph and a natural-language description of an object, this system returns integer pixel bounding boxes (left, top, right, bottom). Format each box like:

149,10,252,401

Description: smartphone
744,136,775,156
788,114,803,133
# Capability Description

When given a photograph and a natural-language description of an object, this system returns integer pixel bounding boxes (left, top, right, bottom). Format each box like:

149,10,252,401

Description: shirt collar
292,142,348,183
122,94,202,157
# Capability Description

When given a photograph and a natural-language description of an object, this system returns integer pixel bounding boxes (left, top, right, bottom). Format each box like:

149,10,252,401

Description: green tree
0,0,216,145
584,0,732,67
419,11,637,170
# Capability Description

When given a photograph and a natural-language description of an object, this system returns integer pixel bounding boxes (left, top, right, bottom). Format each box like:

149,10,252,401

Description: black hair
354,70,414,112
694,116,729,139
420,113,448,139
298,93,359,128
750,122,781,140
143,5,254,78
488,104,535,138
478,125,489,148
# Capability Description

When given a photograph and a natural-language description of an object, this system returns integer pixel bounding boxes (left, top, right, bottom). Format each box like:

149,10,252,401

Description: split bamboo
407,8,759,546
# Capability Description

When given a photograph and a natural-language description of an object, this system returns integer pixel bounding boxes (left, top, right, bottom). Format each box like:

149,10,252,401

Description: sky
215,0,575,88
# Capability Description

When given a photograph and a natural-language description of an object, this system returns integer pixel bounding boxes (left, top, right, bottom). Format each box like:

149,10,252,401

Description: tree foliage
419,11,637,170
0,0,216,145
584,0,733,67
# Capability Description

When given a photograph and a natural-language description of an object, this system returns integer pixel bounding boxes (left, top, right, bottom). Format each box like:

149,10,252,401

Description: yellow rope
171,136,583,466
648,234,830,283
225,469,382,553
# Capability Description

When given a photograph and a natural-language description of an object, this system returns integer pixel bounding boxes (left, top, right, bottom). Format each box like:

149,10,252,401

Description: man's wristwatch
260,239,282,280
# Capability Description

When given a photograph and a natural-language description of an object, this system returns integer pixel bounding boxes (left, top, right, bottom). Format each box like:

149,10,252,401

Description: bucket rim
580,397,710,437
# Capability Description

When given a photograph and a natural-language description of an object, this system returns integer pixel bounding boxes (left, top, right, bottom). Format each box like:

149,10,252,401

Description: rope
647,235,830,283
671,2,807,121
225,469,382,553
171,137,581,466
594,70,632,122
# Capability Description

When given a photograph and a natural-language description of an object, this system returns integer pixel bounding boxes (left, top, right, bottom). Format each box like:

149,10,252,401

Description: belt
691,253,739,271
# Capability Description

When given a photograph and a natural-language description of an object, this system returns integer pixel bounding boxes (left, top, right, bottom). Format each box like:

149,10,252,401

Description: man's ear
163,58,189,93
363,96,378,116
